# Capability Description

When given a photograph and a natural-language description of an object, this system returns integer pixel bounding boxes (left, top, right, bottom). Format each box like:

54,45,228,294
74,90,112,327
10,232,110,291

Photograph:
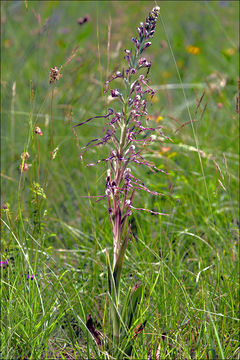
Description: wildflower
0,259,9,269
74,5,168,270
25,272,38,281
19,163,29,172
49,66,62,84
111,89,121,98
186,45,201,55
21,151,30,160
34,126,43,135
74,7,169,350
156,116,163,122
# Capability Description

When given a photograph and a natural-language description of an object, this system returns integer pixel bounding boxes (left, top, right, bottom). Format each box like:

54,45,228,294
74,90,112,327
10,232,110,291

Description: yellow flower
156,116,163,122
147,115,163,122
186,45,201,55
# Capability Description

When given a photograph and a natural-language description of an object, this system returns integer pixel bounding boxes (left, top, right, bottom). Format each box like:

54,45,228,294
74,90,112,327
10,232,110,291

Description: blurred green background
1,1,239,358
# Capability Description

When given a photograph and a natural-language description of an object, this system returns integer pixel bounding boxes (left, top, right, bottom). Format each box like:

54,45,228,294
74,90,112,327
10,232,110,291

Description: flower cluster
19,151,31,173
74,7,167,266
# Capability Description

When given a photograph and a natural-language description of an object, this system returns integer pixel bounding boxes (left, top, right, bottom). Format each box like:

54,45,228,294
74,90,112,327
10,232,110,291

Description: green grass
1,1,239,359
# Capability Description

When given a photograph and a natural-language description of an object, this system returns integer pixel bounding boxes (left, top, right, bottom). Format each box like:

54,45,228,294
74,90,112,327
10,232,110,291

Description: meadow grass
1,1,239,359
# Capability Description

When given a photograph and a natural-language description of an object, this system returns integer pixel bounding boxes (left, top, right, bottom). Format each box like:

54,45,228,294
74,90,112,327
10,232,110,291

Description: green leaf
113,234,128,298
126,283,143,331
118,283,144,358
106,250,120,344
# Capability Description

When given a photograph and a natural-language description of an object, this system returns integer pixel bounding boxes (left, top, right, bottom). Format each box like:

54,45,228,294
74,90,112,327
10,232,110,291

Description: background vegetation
1,1,239,359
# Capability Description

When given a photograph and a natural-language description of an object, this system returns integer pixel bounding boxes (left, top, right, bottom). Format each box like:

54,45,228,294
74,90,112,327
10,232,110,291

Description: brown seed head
49,66,62,84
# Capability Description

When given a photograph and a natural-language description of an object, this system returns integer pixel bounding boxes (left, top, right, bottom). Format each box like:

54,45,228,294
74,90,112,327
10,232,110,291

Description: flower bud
128,98,133,106
148,30,155,38
143,42,151,50
111,89,121,98
107,108,114,115
139,57,147,65
137,27,142,36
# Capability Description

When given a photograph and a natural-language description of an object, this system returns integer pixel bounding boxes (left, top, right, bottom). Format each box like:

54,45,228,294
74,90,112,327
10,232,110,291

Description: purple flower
0,260,9,269
25,272,38,281
73,6,168,270
111,89,121,98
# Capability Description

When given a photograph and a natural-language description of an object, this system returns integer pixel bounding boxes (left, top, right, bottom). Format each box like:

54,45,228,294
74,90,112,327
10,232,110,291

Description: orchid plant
74,6,168,357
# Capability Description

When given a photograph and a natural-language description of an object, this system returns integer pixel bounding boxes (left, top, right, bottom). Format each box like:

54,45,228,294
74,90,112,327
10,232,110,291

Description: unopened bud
152,6,160,13
143,42,151,50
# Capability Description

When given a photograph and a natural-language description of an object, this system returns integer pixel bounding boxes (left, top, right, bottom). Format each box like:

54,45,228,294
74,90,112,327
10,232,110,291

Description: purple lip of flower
25,273,38,280
0,259,10,269
111,89,121,98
